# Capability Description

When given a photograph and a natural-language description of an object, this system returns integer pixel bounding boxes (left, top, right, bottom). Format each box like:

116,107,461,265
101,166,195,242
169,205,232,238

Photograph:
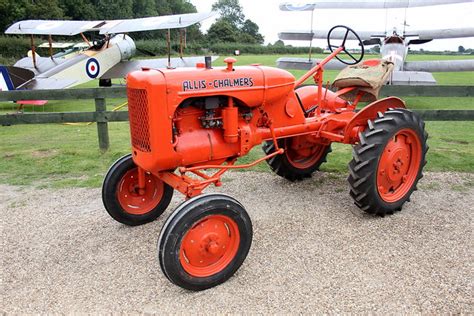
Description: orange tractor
102,26,428,290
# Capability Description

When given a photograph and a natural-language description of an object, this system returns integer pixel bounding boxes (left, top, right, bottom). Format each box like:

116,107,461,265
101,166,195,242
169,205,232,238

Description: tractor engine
126,60,303,173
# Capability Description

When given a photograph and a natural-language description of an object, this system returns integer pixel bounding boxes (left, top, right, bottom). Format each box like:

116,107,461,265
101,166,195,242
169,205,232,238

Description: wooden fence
0,85,473,151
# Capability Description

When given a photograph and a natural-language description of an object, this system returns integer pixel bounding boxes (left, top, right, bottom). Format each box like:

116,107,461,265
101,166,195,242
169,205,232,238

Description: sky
190,0,474,51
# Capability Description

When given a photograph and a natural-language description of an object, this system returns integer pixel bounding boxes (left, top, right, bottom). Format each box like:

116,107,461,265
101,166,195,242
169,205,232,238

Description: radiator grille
127,88,151,152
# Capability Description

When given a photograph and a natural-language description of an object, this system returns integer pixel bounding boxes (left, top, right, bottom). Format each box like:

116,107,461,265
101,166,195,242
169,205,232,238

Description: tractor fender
343,96,406,143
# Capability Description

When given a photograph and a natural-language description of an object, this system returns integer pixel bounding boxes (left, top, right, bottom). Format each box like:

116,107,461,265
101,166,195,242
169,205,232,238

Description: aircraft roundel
86,58,100,78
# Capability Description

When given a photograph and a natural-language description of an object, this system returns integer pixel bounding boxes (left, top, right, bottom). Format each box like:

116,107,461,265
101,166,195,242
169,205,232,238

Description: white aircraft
0,12,216,91
277,0,474,85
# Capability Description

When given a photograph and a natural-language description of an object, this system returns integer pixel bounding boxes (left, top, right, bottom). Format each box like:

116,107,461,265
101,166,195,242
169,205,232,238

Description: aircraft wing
404,27,474,40
279,30,381,41
37,43,76,49
5,20,103,36
404,60,474,72
5,12,214,36
276,57,346,70
100,56,220,79
279,0,472,10
100,12,215,34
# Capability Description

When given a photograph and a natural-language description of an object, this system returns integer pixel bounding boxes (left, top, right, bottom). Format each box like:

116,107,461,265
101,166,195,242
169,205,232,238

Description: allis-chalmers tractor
102,26,428,291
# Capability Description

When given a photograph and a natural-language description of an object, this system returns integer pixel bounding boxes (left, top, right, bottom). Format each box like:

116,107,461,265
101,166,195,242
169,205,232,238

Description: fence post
95,97,110,152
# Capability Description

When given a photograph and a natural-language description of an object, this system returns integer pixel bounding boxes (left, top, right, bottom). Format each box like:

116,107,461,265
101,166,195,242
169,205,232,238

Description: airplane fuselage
14,34,136,89
380,35,409,71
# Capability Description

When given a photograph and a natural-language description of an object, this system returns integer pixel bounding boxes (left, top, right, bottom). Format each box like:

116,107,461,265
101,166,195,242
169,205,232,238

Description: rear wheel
102,154,173,226
263,137,331,181
158,194,252,291
348,109,428,216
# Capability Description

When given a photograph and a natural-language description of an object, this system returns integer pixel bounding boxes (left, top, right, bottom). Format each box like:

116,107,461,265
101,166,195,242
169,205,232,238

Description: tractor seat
333,59,394,102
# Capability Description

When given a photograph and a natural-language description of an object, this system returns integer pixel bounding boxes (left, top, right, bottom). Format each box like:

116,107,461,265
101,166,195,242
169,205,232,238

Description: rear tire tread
348,109,428,216
263,139,332,182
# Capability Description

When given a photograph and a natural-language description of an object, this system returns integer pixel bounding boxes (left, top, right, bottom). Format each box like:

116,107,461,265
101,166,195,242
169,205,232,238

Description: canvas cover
333,59,394,102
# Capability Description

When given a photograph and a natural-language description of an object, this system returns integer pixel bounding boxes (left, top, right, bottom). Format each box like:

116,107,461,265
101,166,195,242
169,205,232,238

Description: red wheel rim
377,128,422,203
116,168,164,215
285,137,327,169
179,215,240,277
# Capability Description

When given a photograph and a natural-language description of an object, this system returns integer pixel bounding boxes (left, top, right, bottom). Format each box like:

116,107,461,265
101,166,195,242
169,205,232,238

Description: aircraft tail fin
0,66,15,91
0,65,48,106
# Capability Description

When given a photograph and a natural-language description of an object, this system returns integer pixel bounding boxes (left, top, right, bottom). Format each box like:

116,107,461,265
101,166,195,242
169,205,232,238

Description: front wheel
102,154,174,226
348,109,428,216
158,194,252,291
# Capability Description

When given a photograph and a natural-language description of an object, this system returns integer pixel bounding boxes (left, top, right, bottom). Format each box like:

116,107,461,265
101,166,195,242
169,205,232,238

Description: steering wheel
327,25,365,65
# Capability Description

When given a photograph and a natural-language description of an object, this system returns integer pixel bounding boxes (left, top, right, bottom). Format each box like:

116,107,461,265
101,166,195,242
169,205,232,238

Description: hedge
0,36,317,61
1,35,471,63
0,36,32,59
134,40,320,56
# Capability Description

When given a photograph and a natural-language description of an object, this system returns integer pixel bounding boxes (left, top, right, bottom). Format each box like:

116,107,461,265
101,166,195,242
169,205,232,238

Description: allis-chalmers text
182,77,254,91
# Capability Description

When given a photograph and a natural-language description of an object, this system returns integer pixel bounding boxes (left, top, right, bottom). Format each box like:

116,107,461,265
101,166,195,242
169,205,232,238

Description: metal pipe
137,167,146,195
308,9,314,61
30,35,37,68
167,29,171,68
295,46,344,87
179,28,184,58
48,35,53,60
80,33,92,47
180,149,284,172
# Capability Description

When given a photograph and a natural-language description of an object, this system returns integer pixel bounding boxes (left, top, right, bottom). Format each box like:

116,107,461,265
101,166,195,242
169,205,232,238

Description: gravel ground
1,171,473,314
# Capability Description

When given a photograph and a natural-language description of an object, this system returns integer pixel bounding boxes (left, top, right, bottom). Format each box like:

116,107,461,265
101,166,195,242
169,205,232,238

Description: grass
0,54,473,188
1,121,472,188
0,123,131,188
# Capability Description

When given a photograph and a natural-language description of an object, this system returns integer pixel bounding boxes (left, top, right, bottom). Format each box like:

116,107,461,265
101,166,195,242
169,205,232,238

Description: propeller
362,38,382,46
408,39,433,45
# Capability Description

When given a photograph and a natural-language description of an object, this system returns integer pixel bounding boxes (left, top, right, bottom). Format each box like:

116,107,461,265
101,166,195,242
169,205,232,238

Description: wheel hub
386,148,409,182
117,168,164,215
377,129,422,203
285,136,327,169
180,215,240,277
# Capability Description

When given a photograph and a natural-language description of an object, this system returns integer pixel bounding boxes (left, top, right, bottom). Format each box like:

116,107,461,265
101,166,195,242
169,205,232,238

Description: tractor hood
139,62,296,107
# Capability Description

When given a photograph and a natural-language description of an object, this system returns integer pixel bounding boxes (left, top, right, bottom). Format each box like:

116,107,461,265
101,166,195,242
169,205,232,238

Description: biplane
0,12,216,92
277,0,474,85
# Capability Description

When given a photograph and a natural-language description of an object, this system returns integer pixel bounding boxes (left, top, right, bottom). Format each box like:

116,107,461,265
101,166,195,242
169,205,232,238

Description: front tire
158,194,252,291
102,154,173,226
348,109,428,216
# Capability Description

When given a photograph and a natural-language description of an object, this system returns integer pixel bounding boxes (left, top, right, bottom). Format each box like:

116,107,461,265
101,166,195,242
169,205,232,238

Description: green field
0,54,473,188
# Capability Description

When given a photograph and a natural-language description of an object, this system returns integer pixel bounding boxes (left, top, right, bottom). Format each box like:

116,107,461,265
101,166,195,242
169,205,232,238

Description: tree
133,0,158,18
168,0,196,14
28,0,64,20
208,0,264,44
458,45,465,53
96,0,133,20
239,33,258,44
206,18,238,43
273,40,284,46
212,0,244,27
60,0,97,20
241,19,264,44
0,0,28,32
